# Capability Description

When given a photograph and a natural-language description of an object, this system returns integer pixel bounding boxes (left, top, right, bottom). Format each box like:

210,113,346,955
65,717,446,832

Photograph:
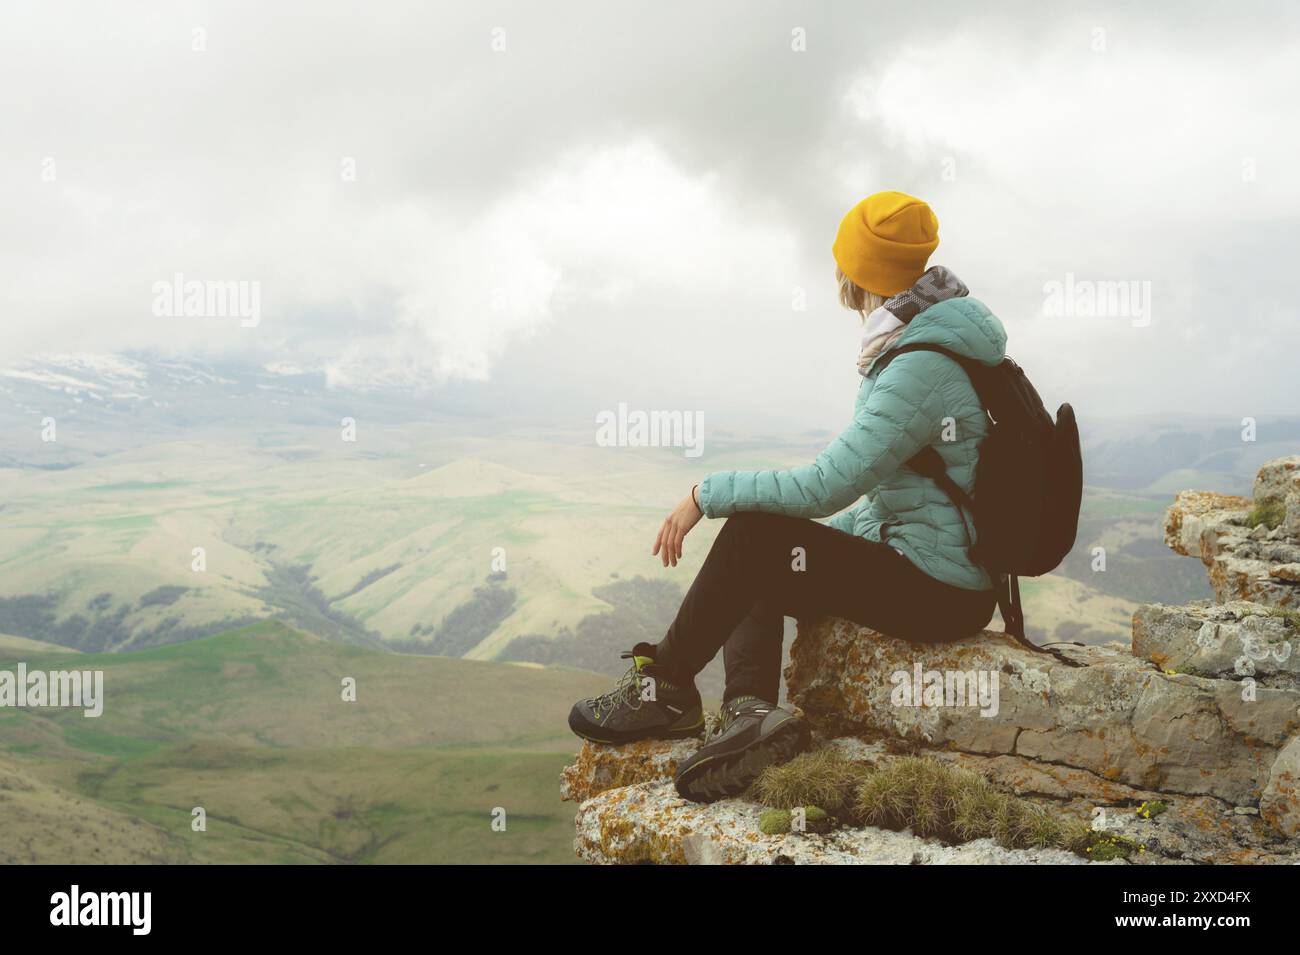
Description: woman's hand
652,485,703,567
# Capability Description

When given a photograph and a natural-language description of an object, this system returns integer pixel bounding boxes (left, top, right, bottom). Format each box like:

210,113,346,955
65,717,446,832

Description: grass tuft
853,756,1114,853
1261,606,1300,629
754,748,1149,860
1245,499,1286,529
750,748,871,813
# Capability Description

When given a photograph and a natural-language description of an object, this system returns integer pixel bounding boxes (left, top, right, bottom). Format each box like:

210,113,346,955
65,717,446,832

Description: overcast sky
3,0,1297,434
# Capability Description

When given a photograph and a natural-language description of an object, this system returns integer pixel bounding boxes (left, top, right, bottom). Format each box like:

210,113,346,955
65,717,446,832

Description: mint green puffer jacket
698,297,1006,591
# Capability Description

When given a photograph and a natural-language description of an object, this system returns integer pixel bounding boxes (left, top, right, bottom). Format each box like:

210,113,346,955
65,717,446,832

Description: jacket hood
865,296,1007,375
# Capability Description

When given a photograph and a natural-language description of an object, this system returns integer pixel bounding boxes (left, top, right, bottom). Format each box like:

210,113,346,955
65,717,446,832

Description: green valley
0,622,607,864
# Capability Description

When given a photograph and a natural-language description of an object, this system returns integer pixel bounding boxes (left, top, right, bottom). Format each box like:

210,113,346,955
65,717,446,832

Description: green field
0,427,729,656
0,425,1207,661
0,420,1232,864
0,622,607,864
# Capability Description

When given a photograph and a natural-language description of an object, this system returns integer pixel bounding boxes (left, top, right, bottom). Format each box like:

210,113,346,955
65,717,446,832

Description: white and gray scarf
857,266,969,376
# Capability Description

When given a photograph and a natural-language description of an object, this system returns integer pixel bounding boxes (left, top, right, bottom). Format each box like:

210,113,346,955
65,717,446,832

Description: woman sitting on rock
569,191,1004,803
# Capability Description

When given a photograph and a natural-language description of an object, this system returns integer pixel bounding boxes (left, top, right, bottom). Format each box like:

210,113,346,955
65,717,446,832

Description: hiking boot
568,648,704,745
674,695,810,803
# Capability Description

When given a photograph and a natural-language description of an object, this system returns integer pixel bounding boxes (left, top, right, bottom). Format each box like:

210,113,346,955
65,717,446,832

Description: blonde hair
836,266,887,321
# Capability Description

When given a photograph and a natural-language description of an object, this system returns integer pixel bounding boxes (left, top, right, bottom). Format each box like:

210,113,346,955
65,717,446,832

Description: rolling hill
2,352,1291,865
4,352,1284,663
0,621,608,864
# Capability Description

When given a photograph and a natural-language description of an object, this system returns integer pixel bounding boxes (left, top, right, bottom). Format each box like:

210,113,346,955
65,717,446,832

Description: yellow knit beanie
832,191,939,297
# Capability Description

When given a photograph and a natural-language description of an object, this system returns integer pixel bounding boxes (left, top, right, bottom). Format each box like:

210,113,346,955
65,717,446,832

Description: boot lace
708,695,759,740
588,653,645,719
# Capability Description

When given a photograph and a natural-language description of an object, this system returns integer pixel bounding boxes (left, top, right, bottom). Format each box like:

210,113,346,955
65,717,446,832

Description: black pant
652,512,998,703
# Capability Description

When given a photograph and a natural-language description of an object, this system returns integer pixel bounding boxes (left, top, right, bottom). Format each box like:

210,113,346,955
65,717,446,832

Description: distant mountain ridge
1081,416,1300,494
7,352,1299,494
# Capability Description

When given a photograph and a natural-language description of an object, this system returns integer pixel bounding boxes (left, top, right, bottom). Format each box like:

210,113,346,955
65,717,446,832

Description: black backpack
872,344,1083,659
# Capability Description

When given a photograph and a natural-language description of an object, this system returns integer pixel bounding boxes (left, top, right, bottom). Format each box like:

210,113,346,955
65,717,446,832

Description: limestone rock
1163,458,1300,609
1254,455,1300,538
573,780,1088,865
565,737,1295,864
560,737,698,803
1261,736,1300,837
942,750,1288,863
1132,601,1299,686
784,617,1300,806
1163,490,1251,560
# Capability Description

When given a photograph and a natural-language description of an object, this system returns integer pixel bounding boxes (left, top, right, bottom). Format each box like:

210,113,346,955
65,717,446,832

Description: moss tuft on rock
799,805,833,833
1137,800,1167,819
758,805,832,836
1078,831,1143,862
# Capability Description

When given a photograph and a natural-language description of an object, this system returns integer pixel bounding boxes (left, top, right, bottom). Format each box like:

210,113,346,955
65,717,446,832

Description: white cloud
320,138,803,388
2,2,1296,422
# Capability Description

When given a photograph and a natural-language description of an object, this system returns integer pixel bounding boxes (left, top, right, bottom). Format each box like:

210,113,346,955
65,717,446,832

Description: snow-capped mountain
0,352,486,468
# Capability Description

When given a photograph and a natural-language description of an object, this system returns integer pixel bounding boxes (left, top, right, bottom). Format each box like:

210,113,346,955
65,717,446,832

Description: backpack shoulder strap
907,446,975,514
871,342,978,381
873,343,980,514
